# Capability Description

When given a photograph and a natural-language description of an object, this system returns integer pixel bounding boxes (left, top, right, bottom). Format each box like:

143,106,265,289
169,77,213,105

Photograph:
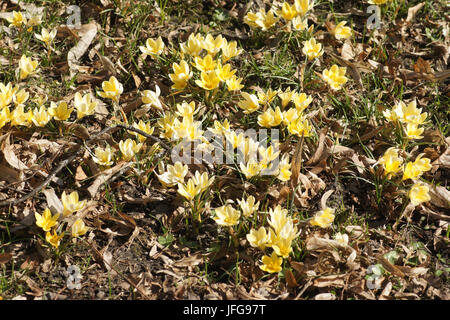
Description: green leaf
384,250,399,264
158,233,174,247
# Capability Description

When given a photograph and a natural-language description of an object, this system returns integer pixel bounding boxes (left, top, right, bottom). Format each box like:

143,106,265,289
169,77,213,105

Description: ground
0,0,449,300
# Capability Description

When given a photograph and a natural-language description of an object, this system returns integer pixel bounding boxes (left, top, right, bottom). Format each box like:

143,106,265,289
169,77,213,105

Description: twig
115,124,171,151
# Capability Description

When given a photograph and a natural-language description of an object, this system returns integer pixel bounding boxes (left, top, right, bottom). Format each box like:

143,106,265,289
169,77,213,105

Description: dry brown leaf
290,135,304,186
413,57,431,74
2,137,29,171
284,269,298,288
0,252,12,264
0,164,21,183
102,250,114,272
67,23,98,77
432,140,450,170
341,40,355,61
428,185,450,209
313,275,346,288
174,253,204,268
377,256,405,278
290,261,306,274
406,2,425,22
320,189,334,210
23,276,43,297
379,282,392,300
42,188,64,214
397,266,429,277
305,128,328,166
294,171,326,207
345,225,365,238
314,292,336,300
306,236,348,251
88,162,132,198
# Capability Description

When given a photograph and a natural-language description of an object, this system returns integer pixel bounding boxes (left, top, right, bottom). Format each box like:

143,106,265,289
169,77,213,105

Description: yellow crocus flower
225,130,245,149
278,87,296,108
292,16,308,31
259,145,280,169
322,64,348,90
405,123,424,140
277,154,292,181
71,218,89,238
282,108,300,125
238,92,260,114
272,237,293,258
244,11,260,28
402,154,431,181
257,107,283,128
221,40,242,63
378,147,403,176
334,232,349,246
295,0,313,16
0,107,10,129
141,85,162,110
192,171,214,192
292,92,313,112
255,9,279,31
61,191,87,217
202,34,225,56
409,183,431,206
213,204,241,227
92,145,114,167
169,60,192,90
48,101,73,121
32,105,51,127
239,159,261,179
287,116,312,137
268,205,290,235
97,76,123,103
7,11,27,28
35,208,59,232
209,119,230,136
180,33,203,57
13,89,29,107
177,179,200,201
156,161,188,187
132,120,155,142
74,92,97,119
225,75,244,91
10,105,33,127
35,27,57,47
310,207,335,228
333,21,352,40
195,71,221,90
246,226,268,250
257,88,278,105
369,0,389,4
260,252,283,273
237,195,259,218
278,2,298,21
157,112,176,139
46,230,64,248
302,38,323,60
401,100,427,125
18,55,39,80
119,138,142,161
215,63,236,81
193,54,217,72
139,36,164,57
